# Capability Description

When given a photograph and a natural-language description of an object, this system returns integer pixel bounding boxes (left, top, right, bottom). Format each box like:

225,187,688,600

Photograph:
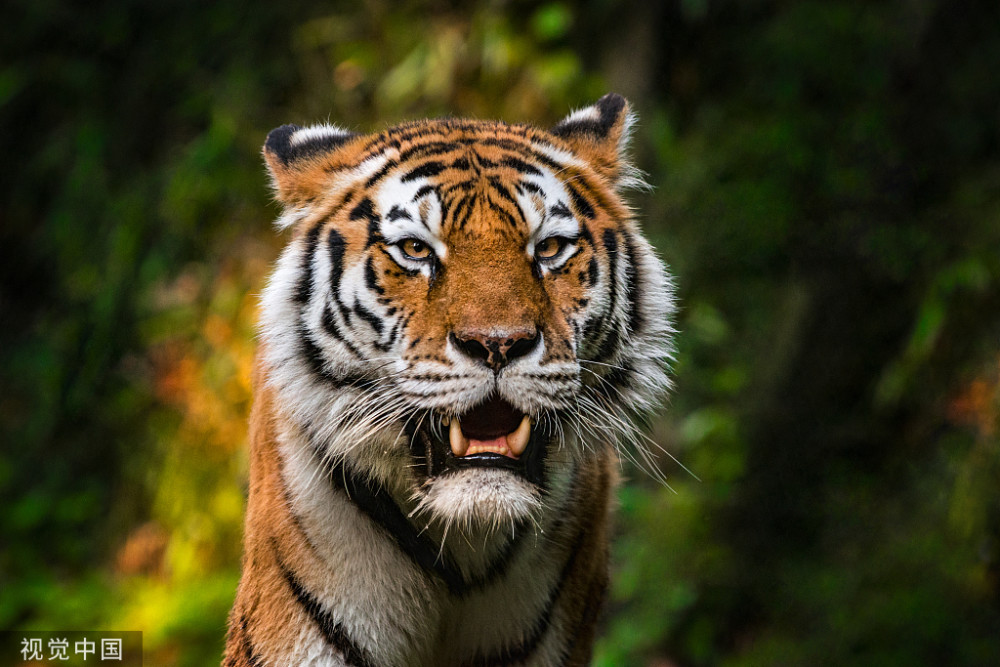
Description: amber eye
399,238,432,261
535,237,566,260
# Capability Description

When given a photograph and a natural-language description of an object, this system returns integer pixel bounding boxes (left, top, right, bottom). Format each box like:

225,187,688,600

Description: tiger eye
401,238,431,260
536,237,563,259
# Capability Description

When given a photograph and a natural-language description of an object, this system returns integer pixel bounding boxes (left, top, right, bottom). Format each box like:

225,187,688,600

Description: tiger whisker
577,369,698,483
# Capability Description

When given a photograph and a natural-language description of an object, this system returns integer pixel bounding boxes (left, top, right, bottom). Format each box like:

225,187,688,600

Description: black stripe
487,176,519,209
579,227,613,355
239,615,264,667
347,199,382,249
549,201,572,219
464,463,580,597
441,179,476,196
412,184,435,201
402,160,446,182
586,256,599,287
521,180,543,196
301,326,337,380
475,154,498,169
353,302,385,336
517,371,580,383
451,195,472,228
368,126,436,149
565,182,595,219
325,456,466,594
581,316,601,346
328,227,347,285
364,159,398,188
386,205,411,222
456,193,478,230
326,227,361,334
398,140,462,162
295,224,323,305
622,232,644,336
364,256,385,295
366,223,381,248
449,196,467,228
359,128,564,175
478,138,564,172
488,199,520,229
437,191,455,224
273,539,378,667
320,306,362,358
478,138,536,152
594,229,622,361
320,451,526,596
500,155,543,176
303,320,364,373
359,136,400,158
578,219,595,247
379,317,402,352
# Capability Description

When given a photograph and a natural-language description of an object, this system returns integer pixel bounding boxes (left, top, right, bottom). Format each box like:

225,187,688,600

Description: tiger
223,93,675,667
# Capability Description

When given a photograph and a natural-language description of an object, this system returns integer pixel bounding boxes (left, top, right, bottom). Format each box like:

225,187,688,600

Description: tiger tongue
462,434,511,457
449,416,531,459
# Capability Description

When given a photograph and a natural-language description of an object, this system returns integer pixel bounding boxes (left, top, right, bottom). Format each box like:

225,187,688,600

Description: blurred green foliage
2,0,999,665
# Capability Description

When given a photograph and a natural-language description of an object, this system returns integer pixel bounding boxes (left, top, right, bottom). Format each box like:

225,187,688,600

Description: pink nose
450,329,540,372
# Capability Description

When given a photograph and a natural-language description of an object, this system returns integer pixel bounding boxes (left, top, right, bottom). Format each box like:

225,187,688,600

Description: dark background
2,1,999,664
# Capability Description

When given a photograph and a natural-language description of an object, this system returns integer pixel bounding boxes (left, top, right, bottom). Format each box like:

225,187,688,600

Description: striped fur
225,94,675,666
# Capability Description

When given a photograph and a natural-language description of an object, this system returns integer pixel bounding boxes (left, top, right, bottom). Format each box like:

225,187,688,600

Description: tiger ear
263,123,359,207
551,93,643,190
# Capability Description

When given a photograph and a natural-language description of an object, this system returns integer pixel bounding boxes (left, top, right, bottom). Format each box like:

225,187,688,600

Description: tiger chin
224,94,675,667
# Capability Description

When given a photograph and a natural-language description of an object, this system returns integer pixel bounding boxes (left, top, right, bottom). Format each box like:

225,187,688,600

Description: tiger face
259,94,673,537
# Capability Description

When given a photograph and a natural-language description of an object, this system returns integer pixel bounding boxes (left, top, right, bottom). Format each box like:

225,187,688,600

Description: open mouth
447,397,531,458
409,396,549,484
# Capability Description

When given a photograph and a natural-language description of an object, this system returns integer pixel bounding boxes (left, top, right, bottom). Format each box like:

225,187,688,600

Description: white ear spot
561,105,602,124
290,124,353,147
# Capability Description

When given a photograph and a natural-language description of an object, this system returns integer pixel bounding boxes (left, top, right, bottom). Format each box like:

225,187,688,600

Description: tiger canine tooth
449,418,469,457
507,416,532,457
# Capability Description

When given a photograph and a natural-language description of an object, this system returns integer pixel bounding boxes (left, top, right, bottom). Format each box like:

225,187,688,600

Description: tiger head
259,94,674,536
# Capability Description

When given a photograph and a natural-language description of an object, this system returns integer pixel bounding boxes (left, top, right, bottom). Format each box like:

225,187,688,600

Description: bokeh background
3,0,1000,665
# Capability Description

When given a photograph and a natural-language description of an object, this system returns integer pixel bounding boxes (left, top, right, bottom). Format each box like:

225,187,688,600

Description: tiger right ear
550,93,641,190
263,123,359,207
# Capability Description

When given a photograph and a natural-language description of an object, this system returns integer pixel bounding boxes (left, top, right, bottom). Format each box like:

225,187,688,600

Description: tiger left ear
551,93,639,190
263,123,360,209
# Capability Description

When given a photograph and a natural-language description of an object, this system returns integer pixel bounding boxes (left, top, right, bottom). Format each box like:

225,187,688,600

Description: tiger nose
450,329,540,372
